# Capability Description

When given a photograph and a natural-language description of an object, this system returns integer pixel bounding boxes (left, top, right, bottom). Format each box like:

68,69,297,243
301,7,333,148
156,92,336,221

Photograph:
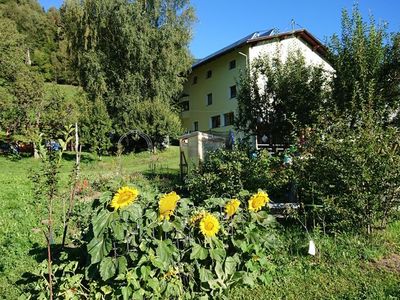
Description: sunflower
189,210,206,226
225,198,240,217
248,190,270,212
110,186,139,210
199,213,220,238
159,191,180,221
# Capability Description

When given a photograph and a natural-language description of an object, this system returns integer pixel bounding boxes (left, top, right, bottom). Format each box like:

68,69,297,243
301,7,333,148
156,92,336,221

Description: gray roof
192,29,275,68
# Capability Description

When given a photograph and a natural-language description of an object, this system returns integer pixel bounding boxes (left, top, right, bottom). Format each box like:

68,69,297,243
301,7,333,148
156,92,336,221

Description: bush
185,149,247,201
295,117,400,233
185,148,292,204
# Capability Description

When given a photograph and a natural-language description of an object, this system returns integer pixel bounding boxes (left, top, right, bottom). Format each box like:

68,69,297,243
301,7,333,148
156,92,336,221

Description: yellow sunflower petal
110,186,139,210
199,213,220,238
225,198,240,217
248,191,270,212
159,191,180,221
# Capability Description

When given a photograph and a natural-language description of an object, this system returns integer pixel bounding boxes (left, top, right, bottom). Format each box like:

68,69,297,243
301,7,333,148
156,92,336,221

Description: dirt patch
373,254,400,273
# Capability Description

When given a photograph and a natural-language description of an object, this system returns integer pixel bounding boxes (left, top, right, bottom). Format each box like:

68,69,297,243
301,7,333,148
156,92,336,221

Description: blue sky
39,0,400,59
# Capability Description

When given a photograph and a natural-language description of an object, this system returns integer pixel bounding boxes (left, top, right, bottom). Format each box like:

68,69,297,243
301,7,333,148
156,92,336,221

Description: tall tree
0,17,45,141
128,99,182,147
41,85,87,139
329,6,400,124
0,16,82,154
235,51,331,144
80,97,112,156
61,0,195,140
294,7,400,233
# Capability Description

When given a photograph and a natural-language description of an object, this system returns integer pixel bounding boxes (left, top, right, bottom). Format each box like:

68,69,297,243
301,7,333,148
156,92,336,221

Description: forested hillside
0,0,74,83
0,0,195,155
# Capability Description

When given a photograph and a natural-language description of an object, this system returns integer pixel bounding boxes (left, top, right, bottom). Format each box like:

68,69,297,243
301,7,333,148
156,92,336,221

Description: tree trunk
26,48,31,66
75,123,80,168
33,143,40,159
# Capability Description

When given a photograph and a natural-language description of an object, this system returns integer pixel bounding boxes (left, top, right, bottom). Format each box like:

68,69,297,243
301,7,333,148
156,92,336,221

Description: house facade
180,29,334,134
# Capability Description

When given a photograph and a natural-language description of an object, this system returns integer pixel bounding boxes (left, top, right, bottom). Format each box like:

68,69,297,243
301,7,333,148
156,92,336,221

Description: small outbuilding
179,131,225,178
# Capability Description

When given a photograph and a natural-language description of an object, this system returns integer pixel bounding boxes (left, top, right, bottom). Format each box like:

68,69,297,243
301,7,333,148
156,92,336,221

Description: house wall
180,35,333,134
181,46,248,133
249,36,334,73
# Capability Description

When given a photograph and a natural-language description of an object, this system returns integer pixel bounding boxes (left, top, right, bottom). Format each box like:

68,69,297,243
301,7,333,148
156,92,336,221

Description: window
230,85,237,98
192,76,198,84
211,115,221,128
180,100,189,111
207,93,213,105
206,70,212,78
224,112,234,126
229,60,236,70
193,121,199,131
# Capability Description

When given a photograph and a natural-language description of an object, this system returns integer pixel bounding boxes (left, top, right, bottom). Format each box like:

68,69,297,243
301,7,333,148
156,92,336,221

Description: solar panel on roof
257,29,274,38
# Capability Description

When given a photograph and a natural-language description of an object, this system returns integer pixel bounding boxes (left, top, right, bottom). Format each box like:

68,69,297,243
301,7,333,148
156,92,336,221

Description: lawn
229,223,400,299
0,147,180,299
0,146,399,299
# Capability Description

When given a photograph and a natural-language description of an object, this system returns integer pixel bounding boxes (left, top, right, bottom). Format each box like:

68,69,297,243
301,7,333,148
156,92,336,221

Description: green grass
0,147,180,299
1,146,399,299
44,82,82,99
0,158,41,299
230,223,400,299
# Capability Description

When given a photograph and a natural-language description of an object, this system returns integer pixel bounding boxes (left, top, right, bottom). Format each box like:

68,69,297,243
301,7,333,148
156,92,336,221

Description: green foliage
61,0,195,140
0,17,57,146
186,148,250,201
185,148,292,204
0,0,53,51
29,131,77,299
0,0,75,83
1,67,84,145
2,78,82,150
283,7,400,234
1,147,399,299
294,115,400,233
236,51,331,144
0,16,79,144
120,99,183,148
28,186,281,299
0,18,25,81
41,84,86,140
329,6,400,124
0,17,42,136
80,97,113,156
0,147,180,299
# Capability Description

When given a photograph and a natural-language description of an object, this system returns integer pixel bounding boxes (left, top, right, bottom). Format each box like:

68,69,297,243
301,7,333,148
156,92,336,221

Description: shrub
185,148,291,204
295,117,400,233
